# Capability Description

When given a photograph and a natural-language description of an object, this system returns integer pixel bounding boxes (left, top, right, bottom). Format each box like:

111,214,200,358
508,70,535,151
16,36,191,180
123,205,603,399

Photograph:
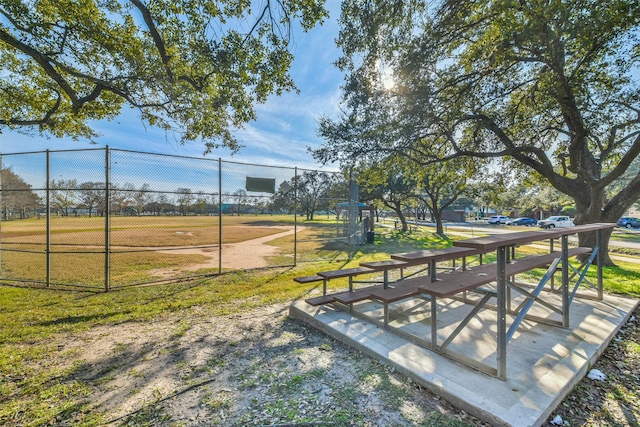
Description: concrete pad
289,291,638,427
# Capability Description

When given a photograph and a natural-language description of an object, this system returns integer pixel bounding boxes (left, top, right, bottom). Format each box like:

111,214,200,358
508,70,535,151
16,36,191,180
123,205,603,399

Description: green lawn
1,226,639,426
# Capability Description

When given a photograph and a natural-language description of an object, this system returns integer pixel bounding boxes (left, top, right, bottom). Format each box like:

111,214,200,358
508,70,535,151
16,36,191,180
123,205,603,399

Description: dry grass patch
1,246,210,288
1,216,294,247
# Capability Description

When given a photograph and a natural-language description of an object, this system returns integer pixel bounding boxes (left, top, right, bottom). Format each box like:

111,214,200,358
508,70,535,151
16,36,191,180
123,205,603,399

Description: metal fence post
294,167,298,265
104,146,111,292
218,158,222,273
46,150,51,287
348,176,359,259
0,153,3,280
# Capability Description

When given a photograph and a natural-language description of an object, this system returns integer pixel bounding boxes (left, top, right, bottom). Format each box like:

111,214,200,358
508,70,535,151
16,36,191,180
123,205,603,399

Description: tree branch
0,27,80,107
599,132,640,187
0,92,62,127
129,0,174,82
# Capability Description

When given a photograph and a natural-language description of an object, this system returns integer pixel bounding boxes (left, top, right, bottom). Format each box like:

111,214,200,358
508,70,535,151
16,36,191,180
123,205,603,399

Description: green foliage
318,0,640,260
269,171,346,220
294,170,340,220
356,157,417,231
0,168,40,219
0,0,328,150
0,228,639,425
560,206,577,217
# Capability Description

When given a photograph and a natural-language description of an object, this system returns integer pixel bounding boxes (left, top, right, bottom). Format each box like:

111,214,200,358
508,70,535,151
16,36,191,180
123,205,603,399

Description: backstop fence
0,147,364,291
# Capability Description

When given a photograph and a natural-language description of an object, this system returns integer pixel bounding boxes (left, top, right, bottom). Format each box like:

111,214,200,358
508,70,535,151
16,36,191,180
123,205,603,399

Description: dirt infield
151,226,299,275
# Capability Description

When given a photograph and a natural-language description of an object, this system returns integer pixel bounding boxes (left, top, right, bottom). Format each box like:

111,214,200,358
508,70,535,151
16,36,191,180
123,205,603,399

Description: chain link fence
0,148,363,291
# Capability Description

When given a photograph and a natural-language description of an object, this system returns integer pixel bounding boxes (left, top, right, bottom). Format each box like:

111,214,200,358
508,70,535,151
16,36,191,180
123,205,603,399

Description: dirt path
154,226,301,271
218,226,299,269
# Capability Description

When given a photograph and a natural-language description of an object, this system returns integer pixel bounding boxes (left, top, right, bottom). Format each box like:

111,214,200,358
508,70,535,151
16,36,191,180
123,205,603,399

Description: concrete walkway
290,290,638,426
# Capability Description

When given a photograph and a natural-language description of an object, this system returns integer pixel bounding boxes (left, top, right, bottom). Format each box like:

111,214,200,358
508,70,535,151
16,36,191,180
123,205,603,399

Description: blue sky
0,2,344,171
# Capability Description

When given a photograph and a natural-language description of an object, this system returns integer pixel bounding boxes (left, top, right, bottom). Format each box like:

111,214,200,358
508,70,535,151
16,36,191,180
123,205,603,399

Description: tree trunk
573,194,619,266
398,214,408,232
577,227,614,265
385,201,409,232
434,209,445,236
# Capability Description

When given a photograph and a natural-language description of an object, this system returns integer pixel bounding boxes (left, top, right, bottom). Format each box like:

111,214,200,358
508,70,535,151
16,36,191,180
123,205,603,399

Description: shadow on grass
37,311,132,326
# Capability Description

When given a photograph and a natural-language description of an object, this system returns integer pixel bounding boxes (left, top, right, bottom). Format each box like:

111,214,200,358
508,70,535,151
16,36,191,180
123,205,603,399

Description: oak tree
0,0,327,151
317,0,640,264
355,157,417,232
0,168,41,218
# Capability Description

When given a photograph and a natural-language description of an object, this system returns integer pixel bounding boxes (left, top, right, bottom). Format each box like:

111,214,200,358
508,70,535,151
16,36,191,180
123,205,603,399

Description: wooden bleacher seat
359,259,408,271
305,294,340,306
317,266,375,280
370,247,592,327
294,275,323,284
333,285,384,304
419,247,592,298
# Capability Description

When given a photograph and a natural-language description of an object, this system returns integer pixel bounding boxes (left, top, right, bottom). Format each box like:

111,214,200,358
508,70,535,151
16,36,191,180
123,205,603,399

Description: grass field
0,215,351,288
1,215,293,246
1,226,639,426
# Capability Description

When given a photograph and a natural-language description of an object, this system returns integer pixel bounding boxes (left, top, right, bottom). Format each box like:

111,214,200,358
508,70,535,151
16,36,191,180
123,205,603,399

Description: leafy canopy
317,0,640,226
0,0,327,151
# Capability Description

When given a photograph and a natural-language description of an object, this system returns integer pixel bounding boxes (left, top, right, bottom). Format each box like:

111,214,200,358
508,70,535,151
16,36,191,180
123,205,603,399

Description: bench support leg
430,295,438,349
440,292,494,352
496,245,507,381
549,238,555,290
507,257,563,343
597,228,603,300
568,254,597,305
384,303,389,328
562,235,570,328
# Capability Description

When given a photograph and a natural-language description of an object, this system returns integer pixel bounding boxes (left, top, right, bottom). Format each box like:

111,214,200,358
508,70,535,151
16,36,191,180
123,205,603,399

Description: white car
488,215,510,224
537,216,575,229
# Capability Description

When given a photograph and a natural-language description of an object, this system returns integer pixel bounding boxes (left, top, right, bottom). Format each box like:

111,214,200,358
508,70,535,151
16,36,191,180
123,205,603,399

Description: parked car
617,217,640,228
506,217,537,226
537,216,574,229
487,215,510,224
